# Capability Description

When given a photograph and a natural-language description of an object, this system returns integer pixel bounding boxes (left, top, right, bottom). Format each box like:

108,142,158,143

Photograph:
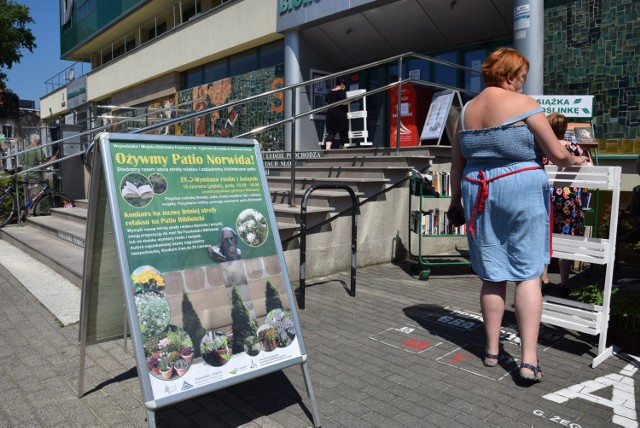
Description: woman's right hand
447,202,466,227
573,156,591,166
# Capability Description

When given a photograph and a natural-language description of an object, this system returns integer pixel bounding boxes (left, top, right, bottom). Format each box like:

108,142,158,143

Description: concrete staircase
0,200,88,287
0,146,451,287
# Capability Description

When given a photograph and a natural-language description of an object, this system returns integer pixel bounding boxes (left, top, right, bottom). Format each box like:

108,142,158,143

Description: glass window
229,49,256,75
464,49,486,92
406,58,430,82
77,0,97,29
259,42,284,68
78,2,88,20
389,63,399,82
433,52,458,87
86,0,97,14
184,68,203,89
204,60,227,83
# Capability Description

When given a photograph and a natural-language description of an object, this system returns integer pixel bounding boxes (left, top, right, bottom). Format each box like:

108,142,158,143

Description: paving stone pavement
0,255,638,427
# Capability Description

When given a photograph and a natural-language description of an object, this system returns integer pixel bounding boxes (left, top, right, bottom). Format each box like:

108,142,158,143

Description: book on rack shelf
410,210,422,234
409,207,470,236
410,169,440,197
425,209,434,235
425,171,451,196
415,208,467,235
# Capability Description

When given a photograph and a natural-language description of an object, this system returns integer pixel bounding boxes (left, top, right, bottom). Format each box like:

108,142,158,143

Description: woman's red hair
482,47,530,88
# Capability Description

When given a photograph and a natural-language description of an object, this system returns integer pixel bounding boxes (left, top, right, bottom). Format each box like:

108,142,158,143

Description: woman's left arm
449,118,465,205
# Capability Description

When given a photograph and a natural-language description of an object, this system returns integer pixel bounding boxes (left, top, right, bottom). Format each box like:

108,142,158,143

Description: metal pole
289,89,297,207
299,188,308,309
349,188,357,297
514,0,544,95
395,56,403,155
283,31,301,206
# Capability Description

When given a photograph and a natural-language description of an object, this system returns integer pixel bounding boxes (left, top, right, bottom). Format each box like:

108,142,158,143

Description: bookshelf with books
408,170,471,280
409,169,464,235
410,209,467,236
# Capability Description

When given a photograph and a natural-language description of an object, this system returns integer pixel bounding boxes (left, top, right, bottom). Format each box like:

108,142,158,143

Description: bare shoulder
498,91,543,122
515,91,542,110
479,88,538,108
465,88,542,129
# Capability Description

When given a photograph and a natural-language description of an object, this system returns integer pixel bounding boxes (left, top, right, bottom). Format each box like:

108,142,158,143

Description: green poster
110,140,276,271
98,134,306,407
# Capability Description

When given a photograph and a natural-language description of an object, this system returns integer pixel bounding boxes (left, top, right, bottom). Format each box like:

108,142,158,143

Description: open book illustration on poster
121,181,154,199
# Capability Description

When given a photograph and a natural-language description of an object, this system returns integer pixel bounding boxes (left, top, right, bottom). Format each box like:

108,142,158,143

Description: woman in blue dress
447,48,590,382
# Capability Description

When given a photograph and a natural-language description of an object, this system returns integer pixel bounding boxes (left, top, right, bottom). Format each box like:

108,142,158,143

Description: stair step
49,206,88,225
0,225,84,287
269,187,362,208
277,222,300,231
266,165,412,178
26,215,86,248
74,199,90,209
272,204,335,214
266,151,435,167
269,187,364,198
267,176,390,184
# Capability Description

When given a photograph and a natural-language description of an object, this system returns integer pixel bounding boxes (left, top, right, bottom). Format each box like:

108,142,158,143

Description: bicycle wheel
0,192,17,227
32,192,75,216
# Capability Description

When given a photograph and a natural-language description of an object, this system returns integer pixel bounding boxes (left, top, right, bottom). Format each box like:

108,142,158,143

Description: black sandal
519,362,544,382
483,352,500,367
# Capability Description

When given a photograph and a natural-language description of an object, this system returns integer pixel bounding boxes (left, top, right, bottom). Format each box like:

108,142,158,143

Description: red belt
463,166,543,237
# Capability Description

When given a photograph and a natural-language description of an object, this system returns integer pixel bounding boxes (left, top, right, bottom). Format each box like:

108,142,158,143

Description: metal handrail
6,52,480,204
130,52,479,204
0,98,201,178
134,51,480,136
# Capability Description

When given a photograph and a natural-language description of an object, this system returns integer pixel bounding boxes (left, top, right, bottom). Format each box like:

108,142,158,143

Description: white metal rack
541,165,621,368
344,89,372,147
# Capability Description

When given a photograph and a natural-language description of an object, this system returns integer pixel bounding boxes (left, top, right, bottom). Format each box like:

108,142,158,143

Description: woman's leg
324,125,334,150
481,280,507,363
514,278,543,378
558,259,571,286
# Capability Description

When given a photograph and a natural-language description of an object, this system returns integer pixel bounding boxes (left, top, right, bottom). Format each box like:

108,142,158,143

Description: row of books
426,171,451,197
410,209,467,236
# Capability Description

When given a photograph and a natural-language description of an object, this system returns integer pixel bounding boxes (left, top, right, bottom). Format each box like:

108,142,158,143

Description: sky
5,0,78,107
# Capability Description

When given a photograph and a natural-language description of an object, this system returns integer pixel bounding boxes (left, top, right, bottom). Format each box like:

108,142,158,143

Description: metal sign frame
78,132,319,426
420,89,463,145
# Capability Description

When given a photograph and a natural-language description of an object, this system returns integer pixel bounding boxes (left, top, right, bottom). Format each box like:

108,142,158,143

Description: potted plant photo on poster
143,327,194,380
200,331,231,367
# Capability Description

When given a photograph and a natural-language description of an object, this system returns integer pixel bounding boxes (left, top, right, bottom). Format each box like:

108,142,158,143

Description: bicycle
0,171,75,227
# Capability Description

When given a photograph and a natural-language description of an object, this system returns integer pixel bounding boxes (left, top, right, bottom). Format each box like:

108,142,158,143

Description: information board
420,90,456,143
84,133,315,416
